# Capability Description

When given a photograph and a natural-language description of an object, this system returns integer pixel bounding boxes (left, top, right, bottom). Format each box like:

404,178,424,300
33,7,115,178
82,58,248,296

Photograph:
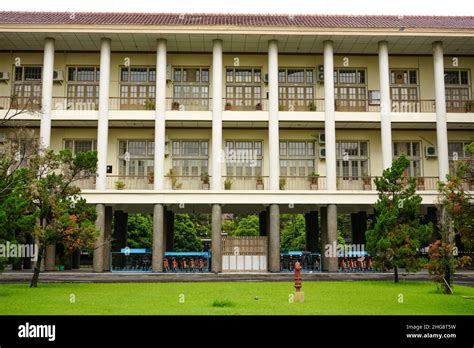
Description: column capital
157,38,167,44
432,40,443,47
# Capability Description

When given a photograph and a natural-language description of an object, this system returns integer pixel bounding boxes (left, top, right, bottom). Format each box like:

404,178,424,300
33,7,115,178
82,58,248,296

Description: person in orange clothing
340,258,345,272
190,258,196,272
182,258,187,272
172,257,178,272
199,258,205,272
163,257,169,272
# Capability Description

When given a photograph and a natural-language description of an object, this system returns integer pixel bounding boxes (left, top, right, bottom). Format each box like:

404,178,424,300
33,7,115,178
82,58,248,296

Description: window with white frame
390,69,419,111
279,140,316,177
173,67,209,110
67,66,100,109
13,66,42,108
171,140,209,177
444,70,471,111
64,139,97,154
334,68,367,111
118,140,154,176
120,66,156,109
225,140,262,177
278,68,314,111
336,141,369,179
448,141,474,175
225,67,262,110
393,141,422,177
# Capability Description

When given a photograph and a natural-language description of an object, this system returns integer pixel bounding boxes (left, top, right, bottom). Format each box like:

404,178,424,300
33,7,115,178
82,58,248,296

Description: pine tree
366,155,432,282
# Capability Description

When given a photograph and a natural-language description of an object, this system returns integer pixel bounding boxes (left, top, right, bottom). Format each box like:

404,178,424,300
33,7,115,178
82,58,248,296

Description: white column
268,40,280,190
96,38,111,190
152,204,164,272
154,39,167,190
40,38,55,149
378,41,393,169
323,41,336,191
211,39,223,190
433,41,449,181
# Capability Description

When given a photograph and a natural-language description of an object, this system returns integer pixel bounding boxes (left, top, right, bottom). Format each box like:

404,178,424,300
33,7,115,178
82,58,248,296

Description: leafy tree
173,214,203,252
190,213,211,239
234,215,259,236
127,214,152,249
366,155,432,283
426,141,473,293
27,148,98,287
280,214,306,251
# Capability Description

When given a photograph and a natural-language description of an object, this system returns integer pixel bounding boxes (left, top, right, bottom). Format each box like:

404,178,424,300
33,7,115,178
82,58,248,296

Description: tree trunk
394,265,399,283
30,244,44,288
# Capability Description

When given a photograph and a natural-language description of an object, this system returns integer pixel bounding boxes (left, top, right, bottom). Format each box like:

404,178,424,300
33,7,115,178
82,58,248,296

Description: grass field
1,281,473,315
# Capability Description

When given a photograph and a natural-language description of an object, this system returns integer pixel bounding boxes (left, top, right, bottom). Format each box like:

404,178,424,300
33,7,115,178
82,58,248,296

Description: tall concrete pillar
44,244,56,271
211,204,222,273
432,41,449,181
323,41,337,190
93,203,105,272
40,37,54,149
268,204,280,272
152,204,165,272
305,211,319,252
327,204,338,272
268,40,280,190
259,210,268,236
102,206,113,271
378,41,393,169
154,39,167,190
211,39,223,191
320,207,328,271
96,38,111,190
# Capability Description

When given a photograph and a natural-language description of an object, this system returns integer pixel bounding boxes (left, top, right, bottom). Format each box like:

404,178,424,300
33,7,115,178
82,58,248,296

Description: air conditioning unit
0,72,10,81
53,70,64,82
317,65,324,82
319,147,326,159
425,146,437,158
166,64,172,82
318,133,325,144
263,73,269,84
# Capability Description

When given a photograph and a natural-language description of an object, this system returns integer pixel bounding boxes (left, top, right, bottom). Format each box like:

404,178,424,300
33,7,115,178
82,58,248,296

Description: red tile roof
0,12,473,29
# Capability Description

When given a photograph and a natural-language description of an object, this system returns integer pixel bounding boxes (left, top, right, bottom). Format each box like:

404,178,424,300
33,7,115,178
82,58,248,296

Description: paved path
1,270,474,285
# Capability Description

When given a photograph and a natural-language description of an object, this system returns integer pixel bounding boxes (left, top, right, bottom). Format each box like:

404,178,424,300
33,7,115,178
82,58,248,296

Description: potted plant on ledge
115,180,126,190
224,179,233,190
279,178,287,190
171,101,180,110
308,172,319,190
416,177,425,191
166,169,182,190
363,177,372,191
147,171,154,185
200,172,210,190
256,176,264,190
225,102,232,110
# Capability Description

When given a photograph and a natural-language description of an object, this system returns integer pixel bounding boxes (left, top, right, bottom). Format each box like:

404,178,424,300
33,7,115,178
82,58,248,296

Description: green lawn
1,281,473,315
